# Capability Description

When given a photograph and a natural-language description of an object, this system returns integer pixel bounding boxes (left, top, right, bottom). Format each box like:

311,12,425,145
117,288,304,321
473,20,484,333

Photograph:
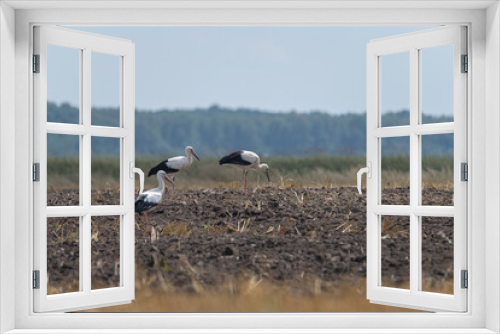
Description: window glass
421,216,453,294
422,133,454,206
381,215,410,289
47,217,80,294
421,45,454,124
47,45,80,124
381,136,410,205
91,216,121,290
91,137,121,205
91,52,121,127
47,133,80,206
381,52,410,127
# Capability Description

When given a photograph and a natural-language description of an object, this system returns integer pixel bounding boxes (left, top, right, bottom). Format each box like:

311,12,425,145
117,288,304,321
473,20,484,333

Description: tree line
47,102,454,157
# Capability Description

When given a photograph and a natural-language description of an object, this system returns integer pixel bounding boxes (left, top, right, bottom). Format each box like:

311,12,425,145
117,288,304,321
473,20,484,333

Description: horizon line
48,101,454,118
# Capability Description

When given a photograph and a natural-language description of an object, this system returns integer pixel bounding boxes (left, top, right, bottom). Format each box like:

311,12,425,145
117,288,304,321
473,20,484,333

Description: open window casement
363,26,467,312
33,26,137,312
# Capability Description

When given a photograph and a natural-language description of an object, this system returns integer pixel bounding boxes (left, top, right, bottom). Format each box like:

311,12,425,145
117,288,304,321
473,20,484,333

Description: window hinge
461,162,468,181
33,270,40,289
33,54,40,73
33,163,40,182
461,54,468,73
461,270,468,289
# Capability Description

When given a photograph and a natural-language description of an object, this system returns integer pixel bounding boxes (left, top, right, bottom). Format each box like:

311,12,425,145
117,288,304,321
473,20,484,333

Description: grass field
47,155,454,190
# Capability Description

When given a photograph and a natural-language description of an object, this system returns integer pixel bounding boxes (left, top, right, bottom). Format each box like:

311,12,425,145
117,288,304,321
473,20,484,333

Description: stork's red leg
143,212,151,235
243,170,248,195
165,174,176,199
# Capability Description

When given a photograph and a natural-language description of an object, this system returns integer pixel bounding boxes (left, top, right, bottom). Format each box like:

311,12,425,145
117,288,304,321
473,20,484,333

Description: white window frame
33,25,136,312
366,26,468,312
0,1,499,333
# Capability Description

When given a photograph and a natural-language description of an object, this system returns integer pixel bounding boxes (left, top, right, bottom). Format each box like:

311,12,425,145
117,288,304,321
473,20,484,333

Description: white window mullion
413,122,454,135
90,205,129,215
373,123,455,138
453,26,468,307
372,126,411,138
409,47,420,294
372,205,455,217
46,205,130,217
81,214,91,294
47,123,88,135
46,123,129,138
78,215,84,292
82,47,92,296
46,206,87,217
33,26,49,308
372,205,411,216
365,44,380,301
90,126,130,138
121,48,135,296
78,48,85,293
119,55,125,288
415,215,423,292
377,215,382,288
82,48,91,209
412,206,455,217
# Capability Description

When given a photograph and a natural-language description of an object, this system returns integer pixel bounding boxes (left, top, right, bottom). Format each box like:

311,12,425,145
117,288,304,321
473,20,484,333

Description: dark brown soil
47,187,454,294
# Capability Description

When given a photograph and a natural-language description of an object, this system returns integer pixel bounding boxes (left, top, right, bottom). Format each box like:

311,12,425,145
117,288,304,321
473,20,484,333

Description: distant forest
47,102,454,157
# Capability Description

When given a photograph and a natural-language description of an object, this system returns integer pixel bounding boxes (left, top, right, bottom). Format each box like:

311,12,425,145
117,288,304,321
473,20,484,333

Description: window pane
381,136,410,205
91,52,121,127
381,215,410,289
91,137,120,205
47,133,80,206
421,45,454,124
47,217,80,295
421,133,454,206
381,52,410,127
421,216,453,294
47,45,80,124
91,216,121,290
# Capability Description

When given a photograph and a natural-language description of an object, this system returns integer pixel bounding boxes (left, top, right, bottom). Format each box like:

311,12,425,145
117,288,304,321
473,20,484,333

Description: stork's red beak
192,149,200,161
266,170,270,182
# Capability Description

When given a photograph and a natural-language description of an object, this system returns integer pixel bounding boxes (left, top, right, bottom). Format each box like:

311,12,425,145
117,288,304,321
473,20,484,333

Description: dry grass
160,221,192,236
51,264,453,313
48,282,80,295
382,170,453,191
49,167,454,193
47,156,454,191
422,168,454,190
76,266,451,313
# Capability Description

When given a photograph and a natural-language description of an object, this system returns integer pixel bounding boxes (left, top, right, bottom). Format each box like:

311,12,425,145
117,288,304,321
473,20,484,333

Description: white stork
135,170,171,234
219,150,270,195
148,146,200,199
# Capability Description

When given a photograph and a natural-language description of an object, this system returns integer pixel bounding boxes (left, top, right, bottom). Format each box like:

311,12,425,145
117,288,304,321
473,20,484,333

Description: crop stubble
46,186,453,312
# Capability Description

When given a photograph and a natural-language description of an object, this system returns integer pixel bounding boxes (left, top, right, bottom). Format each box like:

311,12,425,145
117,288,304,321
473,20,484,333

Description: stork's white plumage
148,146,200,199
135,170,170,234
219,150,270,195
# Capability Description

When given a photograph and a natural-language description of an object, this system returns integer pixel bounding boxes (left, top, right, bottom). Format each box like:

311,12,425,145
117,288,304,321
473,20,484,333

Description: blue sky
49,26,453,116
